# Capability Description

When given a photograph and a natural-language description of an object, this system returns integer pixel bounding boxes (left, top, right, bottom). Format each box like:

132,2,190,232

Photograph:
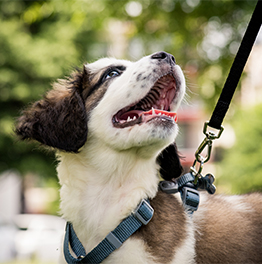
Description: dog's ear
15,68,88,152
157,143,183,180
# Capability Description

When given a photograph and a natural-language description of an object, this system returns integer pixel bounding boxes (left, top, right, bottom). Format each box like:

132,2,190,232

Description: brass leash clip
195,122,224,164
191,122,224,187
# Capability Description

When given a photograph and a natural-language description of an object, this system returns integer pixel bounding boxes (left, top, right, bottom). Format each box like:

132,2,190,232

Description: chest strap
63,199,154,264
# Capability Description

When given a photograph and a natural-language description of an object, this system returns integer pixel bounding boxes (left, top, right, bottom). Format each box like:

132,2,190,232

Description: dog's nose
151,51,176,64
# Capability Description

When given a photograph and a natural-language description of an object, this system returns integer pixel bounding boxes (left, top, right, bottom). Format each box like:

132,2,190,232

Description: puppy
15,52,262,263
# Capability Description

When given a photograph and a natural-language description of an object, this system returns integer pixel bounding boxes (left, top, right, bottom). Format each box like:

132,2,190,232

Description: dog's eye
105,70,120,80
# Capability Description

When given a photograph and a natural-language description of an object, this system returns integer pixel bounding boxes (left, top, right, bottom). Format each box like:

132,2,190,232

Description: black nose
151,51,176,64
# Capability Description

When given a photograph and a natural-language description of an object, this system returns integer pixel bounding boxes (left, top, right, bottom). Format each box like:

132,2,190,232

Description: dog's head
15,51,185,179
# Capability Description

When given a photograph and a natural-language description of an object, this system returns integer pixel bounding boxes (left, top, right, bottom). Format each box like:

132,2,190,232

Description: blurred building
0,171,64,263
0,171,21,262
176,103,205,170
241,44,262,107
0,171,22,221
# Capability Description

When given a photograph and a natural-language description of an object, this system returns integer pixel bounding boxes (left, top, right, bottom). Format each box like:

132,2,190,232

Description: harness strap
159,172,200,213
63,199,154,264
209,0,262,130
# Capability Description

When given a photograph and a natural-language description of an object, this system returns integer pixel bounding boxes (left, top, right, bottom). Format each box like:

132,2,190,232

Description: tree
0,0,256,178
217,104,262,194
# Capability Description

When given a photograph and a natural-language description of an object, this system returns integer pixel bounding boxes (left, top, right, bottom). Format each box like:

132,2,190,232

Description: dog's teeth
127,116,131,122
158,113,161,116
133,116,136,120
152,107,155,115
161,105,164,110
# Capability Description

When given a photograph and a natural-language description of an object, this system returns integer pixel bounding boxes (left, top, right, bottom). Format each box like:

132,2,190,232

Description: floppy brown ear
15,69,88,152
157,143,183,180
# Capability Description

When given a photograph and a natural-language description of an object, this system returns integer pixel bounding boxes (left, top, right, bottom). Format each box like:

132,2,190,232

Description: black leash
160,1,262,211
192,0,262,179
208,0,262,131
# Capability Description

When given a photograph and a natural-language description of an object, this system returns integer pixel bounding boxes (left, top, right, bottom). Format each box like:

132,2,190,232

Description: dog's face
87,52,185,153
15,52,185,161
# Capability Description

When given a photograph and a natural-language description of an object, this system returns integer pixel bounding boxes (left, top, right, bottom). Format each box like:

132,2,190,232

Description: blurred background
0,0,262,263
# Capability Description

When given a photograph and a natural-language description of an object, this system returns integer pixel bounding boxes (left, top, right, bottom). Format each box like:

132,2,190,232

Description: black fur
157,143,183,180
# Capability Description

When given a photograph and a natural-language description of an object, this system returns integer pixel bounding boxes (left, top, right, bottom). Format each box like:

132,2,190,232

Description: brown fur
15,65,125,153
15,70,88,152
135,191,262,263
194,193,262,263
135,191,187,264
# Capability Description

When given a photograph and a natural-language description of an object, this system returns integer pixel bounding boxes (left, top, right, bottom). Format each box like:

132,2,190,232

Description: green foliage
217,104,262,194
0,0,255,179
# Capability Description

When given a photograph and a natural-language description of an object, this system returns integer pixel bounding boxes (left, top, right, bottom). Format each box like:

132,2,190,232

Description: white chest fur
57,142,160,254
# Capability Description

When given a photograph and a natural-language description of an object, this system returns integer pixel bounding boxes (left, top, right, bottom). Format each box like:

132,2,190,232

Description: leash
209,0,262,131
161,0,262,213
190,0,262,190
63,199,154,264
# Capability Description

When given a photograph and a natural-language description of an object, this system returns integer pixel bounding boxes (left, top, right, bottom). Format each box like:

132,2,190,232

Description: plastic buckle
133,199,154,225
159,181,179,194
181,185,200,212
106,232,122,249
197,173,216,194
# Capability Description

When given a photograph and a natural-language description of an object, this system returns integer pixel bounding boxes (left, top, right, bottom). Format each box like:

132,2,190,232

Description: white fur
172,217,196,264
57,54,186,263
88,56,185,152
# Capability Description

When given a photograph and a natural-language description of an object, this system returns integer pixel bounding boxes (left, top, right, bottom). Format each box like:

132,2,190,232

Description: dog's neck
57,138,160,251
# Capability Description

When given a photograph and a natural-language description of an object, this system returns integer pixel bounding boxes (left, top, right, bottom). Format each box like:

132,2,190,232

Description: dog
15,51,262,263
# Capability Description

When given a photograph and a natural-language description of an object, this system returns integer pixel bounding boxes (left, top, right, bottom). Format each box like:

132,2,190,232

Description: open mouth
112,73,178,128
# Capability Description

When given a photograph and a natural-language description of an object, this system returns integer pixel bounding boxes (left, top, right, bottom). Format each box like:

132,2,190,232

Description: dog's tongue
143,109,178,122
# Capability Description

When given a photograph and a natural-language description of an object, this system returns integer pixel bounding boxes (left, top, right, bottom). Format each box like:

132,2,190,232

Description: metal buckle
195,122,224,164
203,121,224,140
133,199,154,225
195,137,213,164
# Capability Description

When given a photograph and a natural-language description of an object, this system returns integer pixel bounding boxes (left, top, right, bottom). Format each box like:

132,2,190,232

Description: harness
64,199,154,263
63,1,262,263
63,177,203,264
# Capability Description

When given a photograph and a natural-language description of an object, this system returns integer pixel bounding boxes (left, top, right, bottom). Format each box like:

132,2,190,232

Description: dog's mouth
112,73,178,128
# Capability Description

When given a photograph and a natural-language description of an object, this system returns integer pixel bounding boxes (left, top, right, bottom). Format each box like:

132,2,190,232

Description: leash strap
64,199,154,264
208,0,262,130
188,1,262,196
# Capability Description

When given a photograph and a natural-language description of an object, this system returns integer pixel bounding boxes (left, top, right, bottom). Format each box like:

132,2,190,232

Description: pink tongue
143,109,178,122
